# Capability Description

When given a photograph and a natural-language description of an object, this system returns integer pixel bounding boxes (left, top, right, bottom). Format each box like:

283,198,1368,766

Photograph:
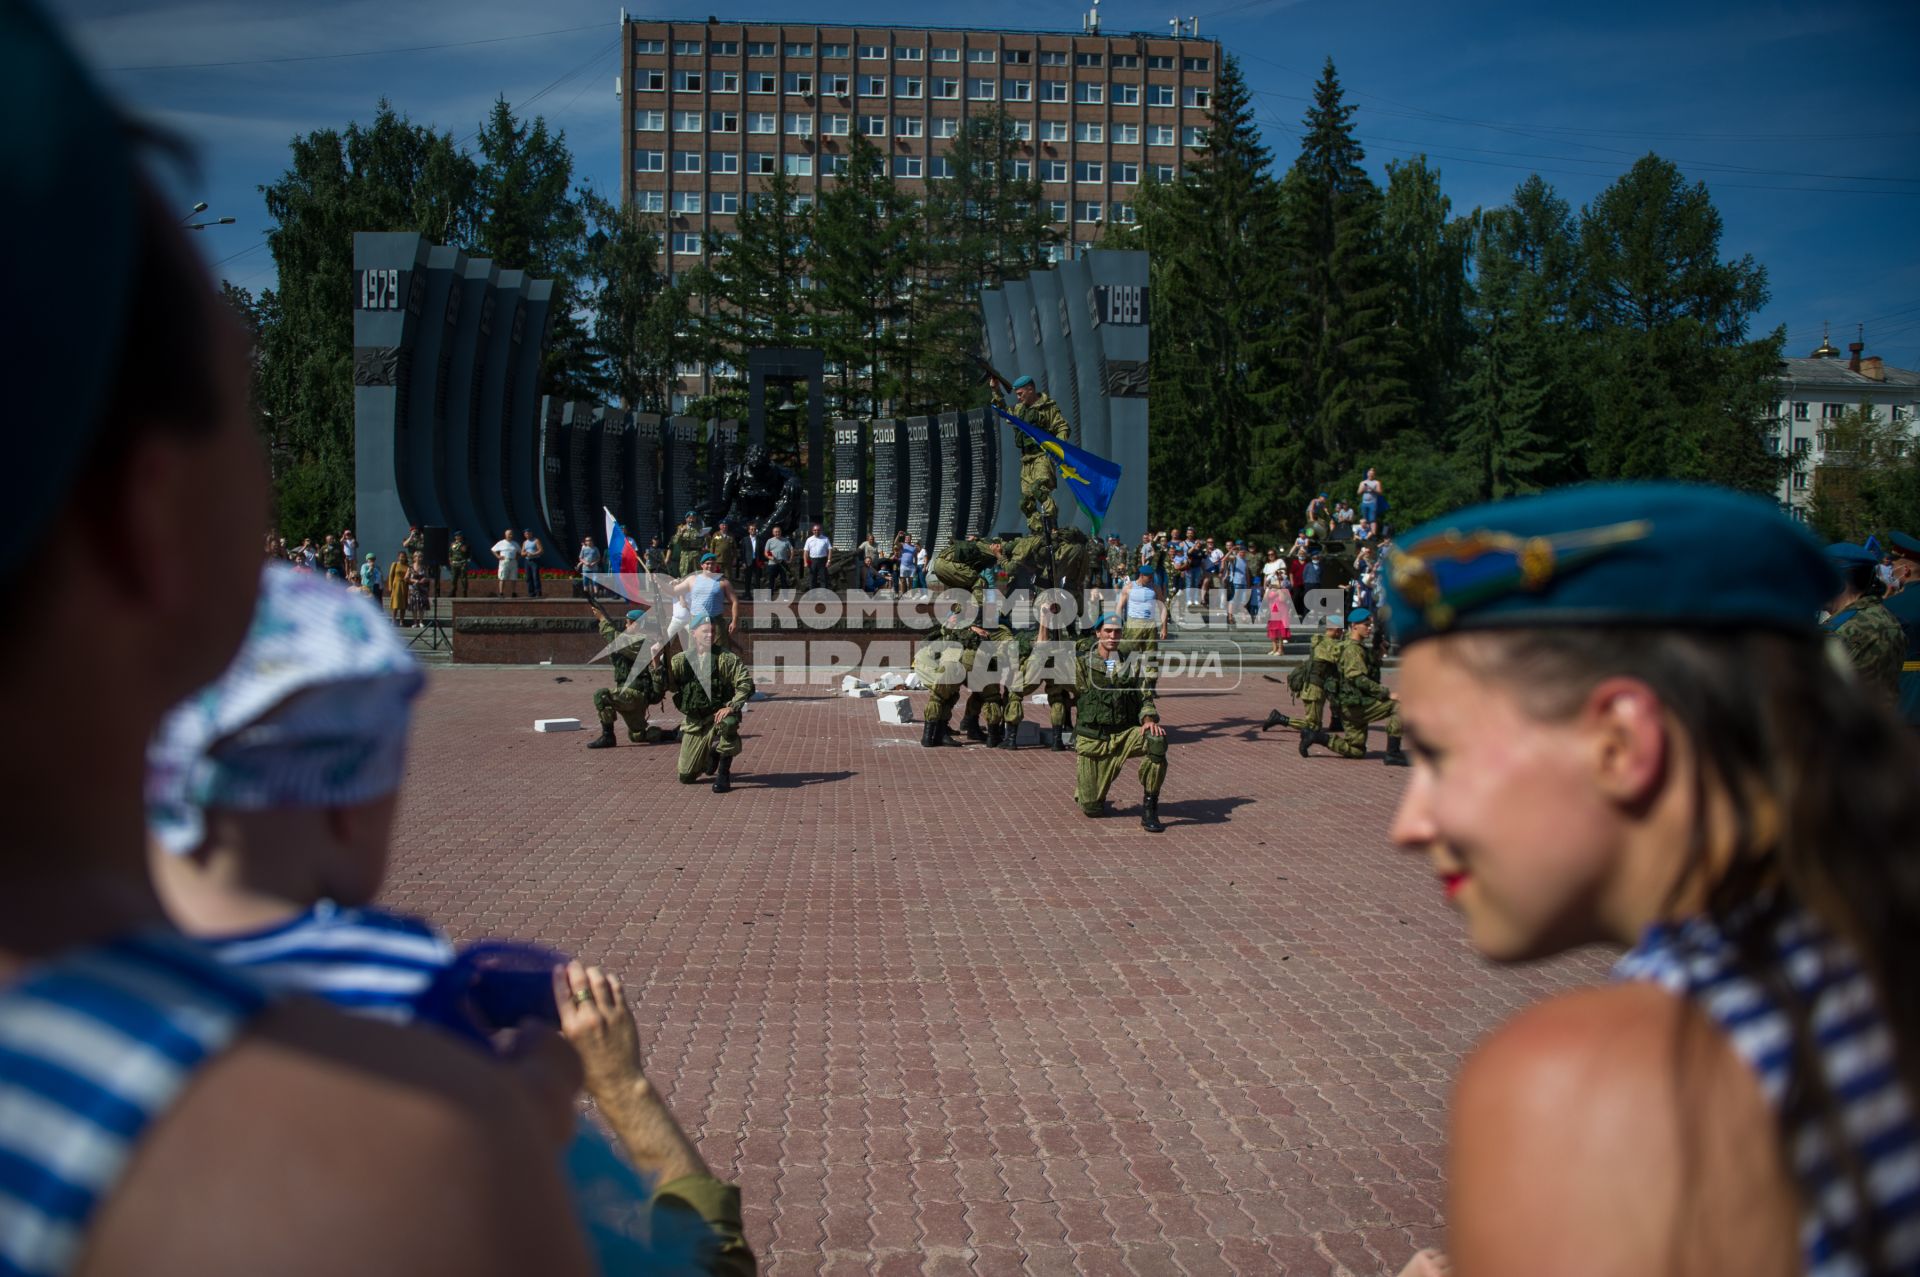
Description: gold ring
572,989,592,1005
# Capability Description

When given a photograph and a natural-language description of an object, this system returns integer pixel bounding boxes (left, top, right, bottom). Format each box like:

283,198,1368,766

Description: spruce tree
1451,216,1556,499
811,135,917,416
688,164,816,416
1381,157,1472,438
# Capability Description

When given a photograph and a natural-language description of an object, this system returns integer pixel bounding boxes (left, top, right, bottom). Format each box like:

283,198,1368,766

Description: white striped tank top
0,932,268,1277
1614,901,1920,1274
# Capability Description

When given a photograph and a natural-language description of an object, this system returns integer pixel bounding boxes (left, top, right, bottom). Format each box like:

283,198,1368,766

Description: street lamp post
181,201,235,231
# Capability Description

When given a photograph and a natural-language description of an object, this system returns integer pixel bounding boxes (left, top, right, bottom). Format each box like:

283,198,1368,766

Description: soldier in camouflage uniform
669,511,707,577
1301,609,1408,765
319,534,344,580
708,521,738,581
999,617,1076,751
585,600,670,748
994,376,1071,534
402,526,426,561
916,540,1007,747
447,532,471,597
1823,542,1904,705
1262,613,1345,752
1071,614,1167,832
658,614,754,791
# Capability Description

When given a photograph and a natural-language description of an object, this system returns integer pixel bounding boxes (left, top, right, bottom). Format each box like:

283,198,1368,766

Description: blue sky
54,0,1920,365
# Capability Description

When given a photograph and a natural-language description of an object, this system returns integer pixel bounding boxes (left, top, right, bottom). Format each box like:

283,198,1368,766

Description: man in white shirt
490,529,519,597
803,524,833,591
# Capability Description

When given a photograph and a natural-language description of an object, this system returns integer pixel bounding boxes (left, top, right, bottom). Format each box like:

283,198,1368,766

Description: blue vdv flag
990,404,1123,531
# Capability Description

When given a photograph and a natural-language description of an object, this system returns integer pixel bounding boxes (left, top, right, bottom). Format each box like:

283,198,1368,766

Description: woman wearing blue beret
1380,483,1920,1276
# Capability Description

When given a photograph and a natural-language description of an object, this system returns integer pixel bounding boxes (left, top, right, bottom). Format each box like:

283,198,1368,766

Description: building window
859,44,886,59
785,71,814,94
824,73,850,96
673,151,702,173
823,113,850,135
1183,56,1211,72
671,232,700,255
1048,199,1068,221
1793,471,1809,491
1042,120,1069,141
932,46,960,61
1113,122,1139,144
968,48,997,63
1043,159,1067,182
749,71,775,93
822,43,850,58
1766,433,1782,456
671,191,702,214
634,190,664,212
1075,160,1103,183
1005,49,1032,65
1039,49,1068,66
636,109,665,130
930,156,954,179
635,149,665,171
932,116,960,138
710,150,740,173
1076,201,1103,222
1075,122,1103,143
895,115,924,137
746,40,775,56
671,392,691,412
1896,405,1910,423
673,70,702,92
896,45,924,60
934,77,960,99
896,75,922,98
1075,81,1104,104
968,77,996,100
785,112,814,136
1147,54,1174,70
1146,85,1174,106
822,153,849,175
1793,437,1812,455
1183,86,1211,109
673,39,701,55
1112,162,1139,183
859,114,886,136
1111,53,1139,69
1183,125,1207,146
1148,124,1174,145
713,71,739,93
895,155,922,178
1792,401,1809,420
1004,78,1032,101
785,153,812,176
785,42,813,57
749,153,776,175
1040,79,1068,102
1153,162,1176,181
748,112,776,134
637,69,665,92
1113,83,1139,106
1075,52,1103,67
634,38,664,54
1111,201,1136,223
859,75,887,96
711,40,739,56
1823,402,1848,419
710,110,738,132
674,110,703,132
1009,158,1031,180
1009,119,1032,140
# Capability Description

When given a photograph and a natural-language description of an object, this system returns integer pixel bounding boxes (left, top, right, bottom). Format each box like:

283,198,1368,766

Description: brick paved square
384,668,1607,1274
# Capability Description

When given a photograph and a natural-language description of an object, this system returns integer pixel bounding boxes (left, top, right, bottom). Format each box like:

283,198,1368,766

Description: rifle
972,352,1013,395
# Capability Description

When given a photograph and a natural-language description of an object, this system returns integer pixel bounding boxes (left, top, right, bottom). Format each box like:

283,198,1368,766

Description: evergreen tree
1576,155,1781,493
1271,60,1414,518
1381,157,1473,437
687,165,816,418
810,135,918,416
581,191,693,416
1451,217,1556,499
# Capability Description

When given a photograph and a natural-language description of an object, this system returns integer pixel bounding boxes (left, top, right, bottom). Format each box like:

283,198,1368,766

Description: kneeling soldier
1262,613,1345,752
1301,608,1408,766
659,614,753,791
1072,613,1168,832
587,600,669,748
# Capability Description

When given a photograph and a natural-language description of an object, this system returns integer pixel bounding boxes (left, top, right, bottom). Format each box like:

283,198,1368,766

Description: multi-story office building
619,17,1221,269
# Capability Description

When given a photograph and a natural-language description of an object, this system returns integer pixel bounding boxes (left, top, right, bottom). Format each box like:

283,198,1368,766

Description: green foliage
810,135,918,416
581,191,691,416
688,164,815,413
1809,404,1920,543
1381,157,1473,435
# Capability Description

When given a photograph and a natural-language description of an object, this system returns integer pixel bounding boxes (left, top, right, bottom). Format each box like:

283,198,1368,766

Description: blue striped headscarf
146,562,425,853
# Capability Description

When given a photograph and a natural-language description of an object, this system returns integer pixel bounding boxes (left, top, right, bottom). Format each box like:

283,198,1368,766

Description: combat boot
1299,728,1328,758
1081,800,1107,818
1050,725,1068,752
987,722,1005,748
1260,709,1285,732
1139,794,1165,834
711,755,732,793
921,719,940,748
997,724,1020,751
586,726,617,749
1383,736,1410,767
961,714,986,742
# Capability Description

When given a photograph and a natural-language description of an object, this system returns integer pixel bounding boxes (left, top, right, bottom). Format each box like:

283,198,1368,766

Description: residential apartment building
619,17,1221,271
1772,334,1920,518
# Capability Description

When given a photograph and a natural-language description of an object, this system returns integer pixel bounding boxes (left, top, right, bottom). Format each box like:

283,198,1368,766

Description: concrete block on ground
877,694,912,724
535,718,583,732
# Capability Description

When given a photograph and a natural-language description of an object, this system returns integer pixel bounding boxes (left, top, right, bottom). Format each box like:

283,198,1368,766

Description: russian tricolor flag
604,507,642,575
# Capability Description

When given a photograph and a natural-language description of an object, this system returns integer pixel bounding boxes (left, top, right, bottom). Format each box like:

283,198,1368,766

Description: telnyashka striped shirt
203,901,454,1021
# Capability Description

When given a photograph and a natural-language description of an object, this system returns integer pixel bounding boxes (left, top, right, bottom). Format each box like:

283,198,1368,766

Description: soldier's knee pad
1143,733,1168,760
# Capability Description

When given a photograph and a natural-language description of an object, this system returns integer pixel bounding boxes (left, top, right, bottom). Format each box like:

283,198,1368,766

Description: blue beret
684,510,699,519
1381,483,1834,647
688,611,716,627
1889,531,1920,563
1347,608,1373,625
1012,375,1034,390
625,607,649,620
1825,542,1880,566
699,552,717,563
1094,613,1121,628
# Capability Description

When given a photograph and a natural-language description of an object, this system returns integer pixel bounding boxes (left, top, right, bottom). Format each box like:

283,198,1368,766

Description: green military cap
1825,542,1880,566
1381,482,1834,647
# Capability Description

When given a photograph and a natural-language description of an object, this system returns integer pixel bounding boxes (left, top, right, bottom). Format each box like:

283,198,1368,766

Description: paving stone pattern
385,668,1609,1275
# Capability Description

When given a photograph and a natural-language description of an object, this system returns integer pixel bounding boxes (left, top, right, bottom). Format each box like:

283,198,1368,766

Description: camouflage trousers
676,709,742,782
593,685,665,743
1005,649,1074,731
1073,725,1167,813
1283,687,1325,732
1121,621,1160,657
1019,459,1058,534
1330,698,1401,759
919,640,1012,727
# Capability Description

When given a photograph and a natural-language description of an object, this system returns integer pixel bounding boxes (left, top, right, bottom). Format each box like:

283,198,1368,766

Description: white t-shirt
1359,477,1383,498
1262,559,1286,584
491,539,518,562
804,535,832,560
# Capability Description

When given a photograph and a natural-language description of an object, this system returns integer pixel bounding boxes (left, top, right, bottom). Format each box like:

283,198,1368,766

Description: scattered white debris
535,718,583,732
877,694,913,724
904,672,929,691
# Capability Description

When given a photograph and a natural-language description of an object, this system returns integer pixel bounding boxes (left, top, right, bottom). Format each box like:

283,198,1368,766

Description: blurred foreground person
1382,483,1920,1276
